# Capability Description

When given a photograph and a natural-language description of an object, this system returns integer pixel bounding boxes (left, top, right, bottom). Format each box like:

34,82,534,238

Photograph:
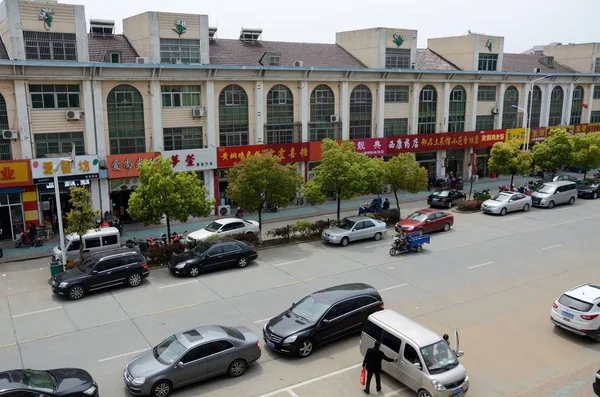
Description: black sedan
168,238,258,277
427,189,466,208
0,368,98,396
594,368,600,396
577,179,600,199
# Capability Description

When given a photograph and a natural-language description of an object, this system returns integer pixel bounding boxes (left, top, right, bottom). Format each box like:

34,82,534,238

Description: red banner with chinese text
217,145,266,168
107,152,159,179
478,130,506,147
386,132,480,154
264,143,310,164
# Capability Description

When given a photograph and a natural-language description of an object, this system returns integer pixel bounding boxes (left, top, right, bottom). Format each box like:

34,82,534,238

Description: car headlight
58,282,69,288
263,323,268,331
464,374,469,383
131,377,145,386
283,335,298,344
175,263,186,269
83,385,97,395
405,226,414,231
431,378,446,391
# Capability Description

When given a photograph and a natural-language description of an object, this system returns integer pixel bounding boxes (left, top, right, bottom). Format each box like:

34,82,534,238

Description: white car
186,218,259,245
550,283,600,342
481,192,532,216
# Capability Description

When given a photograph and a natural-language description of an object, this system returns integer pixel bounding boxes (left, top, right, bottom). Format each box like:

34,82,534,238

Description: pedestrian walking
362,341,397,394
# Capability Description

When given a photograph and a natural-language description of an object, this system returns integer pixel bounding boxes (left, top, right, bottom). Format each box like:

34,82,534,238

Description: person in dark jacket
362,341,397,394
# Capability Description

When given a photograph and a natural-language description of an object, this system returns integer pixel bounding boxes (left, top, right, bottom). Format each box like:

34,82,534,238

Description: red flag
582,103,589,109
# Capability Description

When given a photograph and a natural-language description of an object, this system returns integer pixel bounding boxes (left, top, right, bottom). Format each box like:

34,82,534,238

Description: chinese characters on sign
106,153,159,179
386,132,480,154
162,148,218,173
478,130,507,147
216,144,310,168
0,160,32,187
351,138,387,156
30,156,100,184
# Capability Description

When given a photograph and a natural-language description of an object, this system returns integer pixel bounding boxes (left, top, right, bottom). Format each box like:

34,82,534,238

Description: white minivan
53,227,121,263
360,310,469,397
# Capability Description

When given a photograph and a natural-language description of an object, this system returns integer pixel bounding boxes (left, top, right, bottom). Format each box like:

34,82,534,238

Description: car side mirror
175,361,184,368
413,362,422,370
456,350,464,357
291,302,296,307
322,318,331,324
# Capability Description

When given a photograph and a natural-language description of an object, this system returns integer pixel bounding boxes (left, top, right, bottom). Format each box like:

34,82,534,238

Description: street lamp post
512,74,553,151
54,146,76,268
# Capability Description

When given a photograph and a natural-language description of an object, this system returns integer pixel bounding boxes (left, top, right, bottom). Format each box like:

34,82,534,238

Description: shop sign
587,123,600,132
217,144,266,168
163,148,217,172
0,160,32,187
110,178,140,192
107,152,159,179
505,128,526,146
31,155,100,184
387,132,479,154
350,138,386,157
530,127,549,143
264,143,310,164
477,130,506,147
43,179,91,190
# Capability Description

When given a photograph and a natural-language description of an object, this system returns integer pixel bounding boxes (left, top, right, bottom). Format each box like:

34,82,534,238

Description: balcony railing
264,122,302,144
308,121,342,142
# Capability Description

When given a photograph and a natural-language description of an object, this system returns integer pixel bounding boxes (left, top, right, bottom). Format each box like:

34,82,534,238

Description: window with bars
478,53,498,71
161,86,201,107
0,94,11,160
591,111,600,123
502,86,519,129
160,39,201,64
266,84,295,144
527,86,542,128
107,84,146,154
594,86,600,99
24,31,77,61
383,118,408,136
448,86,466,132
219,85,249,147
548,86,564,126
384,85,409,103
309,84,336,141
163,127,203,151
30,85,80,109
475,115,494,130
418,85,437,134
570,86,584,125
349,85,372,139
34,132,85,157
477,86,496,102
595,58,600,74
385,49,411,69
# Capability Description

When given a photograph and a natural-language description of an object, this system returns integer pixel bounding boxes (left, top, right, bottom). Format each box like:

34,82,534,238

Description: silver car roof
176,325,231,348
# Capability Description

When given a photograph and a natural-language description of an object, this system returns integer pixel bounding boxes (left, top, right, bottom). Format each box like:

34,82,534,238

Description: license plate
266,340,275,349
452,387,464,395
433,198,439,202
322,237,329,241
562,311,574,319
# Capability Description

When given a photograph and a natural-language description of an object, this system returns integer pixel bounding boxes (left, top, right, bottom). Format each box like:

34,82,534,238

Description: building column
464,149,473,181
150,80,163,151
563,83,574,125
14,81,32,158
205,81,216,148
297,162,306,183
299,81,309,142
436,150,446,178
540,83,552,127
470,82,478,130
340,82,349,140
74,5,89,62
376,81,385,138
148,12,161,64
254,81,264,144
585,84,594,123
496,83,506,129
442,82,450,132
82,81,97,155
203,169,215,206
90,79,110,215
521,84,529,129
4,0,25,60
410,82,419,134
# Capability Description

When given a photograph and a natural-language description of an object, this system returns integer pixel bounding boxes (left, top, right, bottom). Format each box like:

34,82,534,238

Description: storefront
477,129,506,178
415,152,437,176
0,160,35,240
162,147,215,200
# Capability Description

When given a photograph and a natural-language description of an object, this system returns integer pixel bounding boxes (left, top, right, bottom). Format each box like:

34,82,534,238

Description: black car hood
267,310,312,337
171,252,201,265
49,368,94,392
53,267,86,283
577,185,598,190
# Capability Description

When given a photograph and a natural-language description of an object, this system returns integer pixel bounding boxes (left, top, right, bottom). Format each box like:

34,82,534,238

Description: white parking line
157,280,199,289
254,317,272,324
501,216,522,222
273,259,306,267
365,242,389,249
12,306,62,318
468,261,495,270
287,390,300,397
378,284,408,292
98,348,150,363
542,244,563,250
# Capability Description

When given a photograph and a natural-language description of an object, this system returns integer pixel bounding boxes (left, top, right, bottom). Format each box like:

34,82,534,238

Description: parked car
395,209,454,234
52,227,121,263
577,179,600,199
124,325,261,397
531,181,577,208
594,368,600,396
321,216,387,247
0,368,98,396
263,283,384,358
427,189,466,208
481,192,532,215
537,174,581,185
168,238,258,277
550,283,600,342
185,218,259,245
51,248,149,300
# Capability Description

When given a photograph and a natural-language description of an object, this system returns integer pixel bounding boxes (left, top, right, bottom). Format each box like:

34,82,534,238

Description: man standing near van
362,341,397,394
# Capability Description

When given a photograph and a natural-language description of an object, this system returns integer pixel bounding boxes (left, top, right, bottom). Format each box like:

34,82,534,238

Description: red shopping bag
360,368,366,386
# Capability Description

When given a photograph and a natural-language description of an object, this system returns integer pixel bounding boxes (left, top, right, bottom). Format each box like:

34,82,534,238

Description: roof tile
0,36,9,60
502,53,575,73
416,49,459,70
87,34,138,63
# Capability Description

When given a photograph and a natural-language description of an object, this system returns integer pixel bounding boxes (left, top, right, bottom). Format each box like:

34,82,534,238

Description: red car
395,208,454,235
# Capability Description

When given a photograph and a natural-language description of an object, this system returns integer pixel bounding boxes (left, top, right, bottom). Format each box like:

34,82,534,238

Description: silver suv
551,283,600,342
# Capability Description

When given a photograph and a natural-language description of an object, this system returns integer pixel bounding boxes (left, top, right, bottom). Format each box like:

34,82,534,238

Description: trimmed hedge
457,200,483,212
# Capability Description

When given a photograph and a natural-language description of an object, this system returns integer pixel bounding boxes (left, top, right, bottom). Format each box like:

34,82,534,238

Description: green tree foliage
571,132,600,179
303,139,384,220
488,141,533,185
66,185,98,261
226,152,303,232
383,153,428,216
128,157,213,242
532,128,574,175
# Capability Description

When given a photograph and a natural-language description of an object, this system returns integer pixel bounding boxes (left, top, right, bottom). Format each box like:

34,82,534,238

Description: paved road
0,197,599,397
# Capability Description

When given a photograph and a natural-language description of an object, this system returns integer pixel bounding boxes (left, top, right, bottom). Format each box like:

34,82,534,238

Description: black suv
51,248,149,300
0,368,98,396
263,283,383,358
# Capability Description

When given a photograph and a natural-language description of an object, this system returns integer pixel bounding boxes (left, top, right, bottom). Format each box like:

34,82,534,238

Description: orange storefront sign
0,160,32,187
106,152,159,179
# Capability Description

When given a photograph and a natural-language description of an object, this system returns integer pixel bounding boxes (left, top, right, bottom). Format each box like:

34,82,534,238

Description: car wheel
297,339,314,358
447,200,452,208
188,265,200,277
151,380,172,397
548,201,555,209
228,358,247,377
443,223,450,232
500,207,507,216
389,248,397,256
418,390,432,397
67,285,85,300
593,192,598,199
237,256,249,268
523,204,530,212
14,241,21,248
373,232,382,241
340,237,349,247
416,245,423,253
127,273,143,287
568,197,575,205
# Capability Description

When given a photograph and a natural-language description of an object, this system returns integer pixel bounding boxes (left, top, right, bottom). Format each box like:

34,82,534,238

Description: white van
531,181,577,208
53,227,121,263
360,310,469,397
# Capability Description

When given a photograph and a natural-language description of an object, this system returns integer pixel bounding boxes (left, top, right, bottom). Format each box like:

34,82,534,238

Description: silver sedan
321,216,388,247
124,325,261,397
481,192,532,216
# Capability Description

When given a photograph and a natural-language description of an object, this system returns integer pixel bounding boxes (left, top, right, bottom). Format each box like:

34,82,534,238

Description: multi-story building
0,0,598,240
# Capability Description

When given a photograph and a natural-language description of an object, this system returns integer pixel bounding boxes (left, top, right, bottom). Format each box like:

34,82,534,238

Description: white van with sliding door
359,310,469,397
53,227,121,263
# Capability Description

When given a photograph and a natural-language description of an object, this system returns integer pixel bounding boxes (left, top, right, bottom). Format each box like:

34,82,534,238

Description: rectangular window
34,132,85,157
160,38,201,64
591,111,600,123
30,85,81,109
161,86,202,108
163,127,204,151
24,31,77,61
594,86,600,100
385,48,411,69
478,54,498,71
384,85,409,103
595,58,600,74
384,118,408,137
476,115,495,130
110,52,121,63
477,86,497,102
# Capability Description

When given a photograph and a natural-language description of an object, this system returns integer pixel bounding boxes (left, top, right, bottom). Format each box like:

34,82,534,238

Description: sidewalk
0,175,518,263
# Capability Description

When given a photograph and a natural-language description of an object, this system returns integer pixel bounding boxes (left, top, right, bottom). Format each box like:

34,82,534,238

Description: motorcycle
264,203,278,213
171,231,187,244
473,188,490,200
235,207,244,218
15,232,44,248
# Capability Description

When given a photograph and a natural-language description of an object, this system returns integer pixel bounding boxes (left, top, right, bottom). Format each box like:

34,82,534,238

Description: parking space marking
287,390,300,397
276,281,301,288
501,216,522,222
468,261,495,270
379,284,408,292
157,280,199,289
542,244,563,251
150,303,199,316
253,317,272,324
98,348,150,363
12,306,62,318
0,342,16,349
273,259,306,267
365,242,389,248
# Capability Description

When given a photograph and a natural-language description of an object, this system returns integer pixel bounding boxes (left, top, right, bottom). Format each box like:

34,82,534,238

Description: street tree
226,152,303,232
65,185,98,262
488,141,533,186
383,153,428,216
303,139,384,220
128,157,213,242
571,132,600,179
532,128,574,176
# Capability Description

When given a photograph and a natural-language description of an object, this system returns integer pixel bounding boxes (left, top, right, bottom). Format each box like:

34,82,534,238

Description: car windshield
153,334,187,365
433,190,449,197
420,341,459,374
582,180,599,187
190,242,212,255
77,257,96,272
19,369,55,391
407,212,428,222
491,193,511,202
338,219,356,230
291,295,331,323
536,185,555,194
204,221,223,232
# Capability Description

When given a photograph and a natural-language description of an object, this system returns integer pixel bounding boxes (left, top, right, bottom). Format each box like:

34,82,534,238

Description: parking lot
0,198,599,397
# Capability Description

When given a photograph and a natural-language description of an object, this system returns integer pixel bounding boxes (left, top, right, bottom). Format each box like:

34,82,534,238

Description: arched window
501,86,519,129
107,85,145,154
266,84,294,144
448,86,466,132
349,85,372,139
219,84,249,147
548,86,564,126
527,86,542,128
309,84,336,141
0,94,10,160
570,86,584,125
418,85,437,134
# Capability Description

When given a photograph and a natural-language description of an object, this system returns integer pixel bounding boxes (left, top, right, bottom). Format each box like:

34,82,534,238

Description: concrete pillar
442,82,450,132
199,15,210,65
150,80,163,151
74,5,89,62
540,83,552,127
585,84,594,123
203,169,215,205
3,0,24,60
496,83,506,129
254,81,264,144
521,84,529,129
91,80,106,157
376,81,385,138
205,81,216,148
436,150,446,178
463,149,473,181
470,82,478,130
82,81,97,155
14,81,32,158
297,162,306,183
340,82,349,139
563,83,574,125
410,82,419,134
299,81,309,142
148,12,161,64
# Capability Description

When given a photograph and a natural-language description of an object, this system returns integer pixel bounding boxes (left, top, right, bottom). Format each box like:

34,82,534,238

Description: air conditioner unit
329,115,338,122
533,67,541,73
66,110,81,120
491,107,500,115
293,60,304,67
2,130,18,140
382,184,392,194
218,205,231,216
192,107,205,118
135,57,148,64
